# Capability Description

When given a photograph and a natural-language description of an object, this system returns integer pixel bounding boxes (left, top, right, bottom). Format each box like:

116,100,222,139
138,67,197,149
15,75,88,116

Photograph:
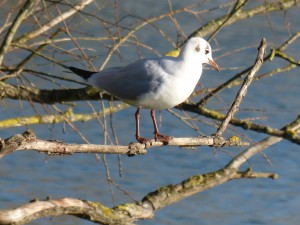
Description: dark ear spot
195,45,200,52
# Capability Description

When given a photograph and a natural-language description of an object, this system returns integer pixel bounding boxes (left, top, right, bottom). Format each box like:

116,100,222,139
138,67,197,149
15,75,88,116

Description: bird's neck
177,51,201,69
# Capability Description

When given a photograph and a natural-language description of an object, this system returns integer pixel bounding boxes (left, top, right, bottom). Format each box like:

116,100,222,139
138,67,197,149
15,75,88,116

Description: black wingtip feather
68,66,97,80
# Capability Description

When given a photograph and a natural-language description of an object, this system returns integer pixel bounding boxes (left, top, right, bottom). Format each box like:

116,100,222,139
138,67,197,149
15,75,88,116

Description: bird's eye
195,45,200,52
205,49,210,55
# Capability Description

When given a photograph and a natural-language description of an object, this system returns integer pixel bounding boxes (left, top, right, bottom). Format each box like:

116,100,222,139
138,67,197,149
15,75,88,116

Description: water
0,1,300,224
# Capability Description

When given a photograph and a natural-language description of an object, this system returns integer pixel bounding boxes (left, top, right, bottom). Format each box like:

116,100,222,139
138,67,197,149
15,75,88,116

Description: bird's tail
68,66,97,80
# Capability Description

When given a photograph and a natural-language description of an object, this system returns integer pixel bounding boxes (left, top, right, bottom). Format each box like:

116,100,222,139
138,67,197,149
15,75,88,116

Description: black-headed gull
68,37,219,143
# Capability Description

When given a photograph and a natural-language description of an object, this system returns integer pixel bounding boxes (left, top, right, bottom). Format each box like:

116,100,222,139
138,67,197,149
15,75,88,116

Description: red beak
208,58,220,72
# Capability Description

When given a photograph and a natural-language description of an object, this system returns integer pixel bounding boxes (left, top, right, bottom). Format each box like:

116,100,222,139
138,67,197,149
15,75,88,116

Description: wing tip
68,66,96,80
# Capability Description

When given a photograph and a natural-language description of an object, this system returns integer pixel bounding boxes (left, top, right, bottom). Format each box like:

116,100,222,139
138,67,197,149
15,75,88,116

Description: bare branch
0,130,248,159
215,38,267,136
234,168,278,179
14,0,95,45
0,0,36,65
208,0,247,42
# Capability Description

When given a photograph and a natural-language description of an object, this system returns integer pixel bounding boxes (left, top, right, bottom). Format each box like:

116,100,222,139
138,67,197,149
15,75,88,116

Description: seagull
68,37,220,143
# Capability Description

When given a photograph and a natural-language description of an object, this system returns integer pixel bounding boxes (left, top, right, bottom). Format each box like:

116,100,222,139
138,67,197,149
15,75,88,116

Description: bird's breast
133,71,201,109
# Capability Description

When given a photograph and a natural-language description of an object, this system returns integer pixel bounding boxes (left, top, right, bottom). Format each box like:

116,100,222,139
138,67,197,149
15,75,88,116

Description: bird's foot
136,136,152,144
155,133,173,144
135,134,173,144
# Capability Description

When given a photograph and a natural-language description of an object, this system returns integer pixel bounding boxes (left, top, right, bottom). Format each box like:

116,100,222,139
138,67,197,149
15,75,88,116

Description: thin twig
14,0,94,45
208,0,247,42
0,0,36,65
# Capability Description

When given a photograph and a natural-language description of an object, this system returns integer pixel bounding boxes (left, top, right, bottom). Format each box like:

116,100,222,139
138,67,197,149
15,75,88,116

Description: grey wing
88,59,163,101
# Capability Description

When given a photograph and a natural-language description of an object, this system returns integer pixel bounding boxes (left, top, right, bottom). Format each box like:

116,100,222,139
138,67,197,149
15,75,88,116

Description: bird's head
180,37,220,72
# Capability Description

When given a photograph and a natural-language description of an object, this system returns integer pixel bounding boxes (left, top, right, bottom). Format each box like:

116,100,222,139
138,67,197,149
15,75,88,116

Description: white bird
68,37,219,143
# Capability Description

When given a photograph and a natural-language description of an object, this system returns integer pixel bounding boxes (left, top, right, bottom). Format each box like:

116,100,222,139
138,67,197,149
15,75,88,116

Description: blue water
0,1,300,225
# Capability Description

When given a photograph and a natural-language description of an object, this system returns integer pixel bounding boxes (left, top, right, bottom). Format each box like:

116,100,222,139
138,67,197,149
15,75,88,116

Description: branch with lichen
179,103,300,145
0,81,111,103
0,166,277,225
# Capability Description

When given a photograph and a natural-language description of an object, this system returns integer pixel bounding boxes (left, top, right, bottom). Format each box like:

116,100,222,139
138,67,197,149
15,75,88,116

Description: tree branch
180,104,300,145
0,165,277,225
207,0,248,42
0,0,36,65
0,82,111,104
215,38,266,136
0,129,248,159
0,197,144,225
14,0,95,45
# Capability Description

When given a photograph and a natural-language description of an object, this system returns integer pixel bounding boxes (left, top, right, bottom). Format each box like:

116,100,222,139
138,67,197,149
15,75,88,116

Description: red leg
150,109,173,143
135,108,150,143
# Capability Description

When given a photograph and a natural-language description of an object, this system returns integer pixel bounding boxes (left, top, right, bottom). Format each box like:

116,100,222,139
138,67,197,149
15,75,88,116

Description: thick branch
0,198,144,225
188,0,299,39
0,130,248,159
0,82,111,104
